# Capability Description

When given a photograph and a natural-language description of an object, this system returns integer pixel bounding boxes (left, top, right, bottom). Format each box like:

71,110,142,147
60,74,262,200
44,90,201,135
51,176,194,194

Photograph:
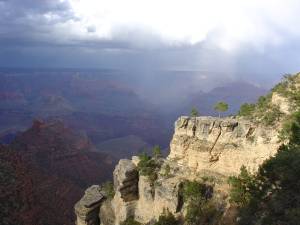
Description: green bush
256,94,272,111
185,200,222,225
120,217,141,225
238,103,255,117
288,115,300,146
163,164,171,177
138,153,158,176
228,166,257,207
272,74,300,107
214,101,229,117
201,176,216,183
190,107,199,117
291,91,300,107
138,152,151,163
154,211,178,225
278,110,300,143
137,152,161,189
153,145,162,159
238,95,282,126
102,181,115,199
181,180,222,225
271,74,295,97
182,180,211,201
238,73,300,125
261,105,283,126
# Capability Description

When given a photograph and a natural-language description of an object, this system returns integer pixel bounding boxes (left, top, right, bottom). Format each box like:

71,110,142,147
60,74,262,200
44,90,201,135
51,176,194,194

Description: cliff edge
169,116,279,176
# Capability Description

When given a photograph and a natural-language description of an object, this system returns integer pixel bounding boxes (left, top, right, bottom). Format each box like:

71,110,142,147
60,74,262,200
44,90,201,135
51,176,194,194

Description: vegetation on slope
229,108,300,225
238,73,300,126
181,180,224,225
238,92,282,126
154,211,179,225
272,74,300,105
137,146,163,183
101,181,115,200
120,217,141,225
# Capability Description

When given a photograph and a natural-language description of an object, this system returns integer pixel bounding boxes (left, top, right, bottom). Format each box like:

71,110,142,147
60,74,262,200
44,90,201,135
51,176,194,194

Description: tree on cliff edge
214,101,229,118
190,107,199,117
152,145,162,159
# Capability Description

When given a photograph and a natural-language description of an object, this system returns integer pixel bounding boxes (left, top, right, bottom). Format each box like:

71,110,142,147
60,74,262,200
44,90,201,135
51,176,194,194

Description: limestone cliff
74,115,283,225
168,116,280,176
75,158,185,225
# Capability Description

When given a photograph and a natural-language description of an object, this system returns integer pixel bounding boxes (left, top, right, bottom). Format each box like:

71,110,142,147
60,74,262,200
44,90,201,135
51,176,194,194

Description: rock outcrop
169,116,280,175
75,185,105,225
111,159,139,224
113,159,139,202
75,158,184,225
271,92,291,114
75,116,282,225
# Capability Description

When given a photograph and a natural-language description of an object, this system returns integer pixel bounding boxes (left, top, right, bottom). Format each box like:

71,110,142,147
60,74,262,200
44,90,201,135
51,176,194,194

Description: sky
1,0,300,84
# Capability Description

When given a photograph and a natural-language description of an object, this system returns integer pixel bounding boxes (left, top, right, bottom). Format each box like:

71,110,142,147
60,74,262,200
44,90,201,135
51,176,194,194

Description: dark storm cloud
0,0,78,48
0,0,72,20
0,0,299,89
0,0,160,52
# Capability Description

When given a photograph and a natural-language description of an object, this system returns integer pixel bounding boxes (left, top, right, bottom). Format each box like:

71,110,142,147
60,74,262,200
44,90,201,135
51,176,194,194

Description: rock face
271,92,291,114
111,159,139,225
134,175,183,223
75,158,184,225
75,185,105,225
99,200,115,225
113,159,139,202
75,115,282,225
169,116,280,175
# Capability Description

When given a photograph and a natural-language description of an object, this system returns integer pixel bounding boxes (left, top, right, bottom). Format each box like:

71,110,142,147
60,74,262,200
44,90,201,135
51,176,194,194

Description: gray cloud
0,0,299,88
0,0,75,46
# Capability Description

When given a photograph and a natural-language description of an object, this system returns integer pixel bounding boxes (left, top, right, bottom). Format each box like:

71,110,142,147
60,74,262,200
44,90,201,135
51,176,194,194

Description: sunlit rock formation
75,111,284,225
169,116,280,175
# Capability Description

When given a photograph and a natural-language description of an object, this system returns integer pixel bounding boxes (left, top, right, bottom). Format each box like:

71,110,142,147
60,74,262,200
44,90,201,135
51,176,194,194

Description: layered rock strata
169,116,280,175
